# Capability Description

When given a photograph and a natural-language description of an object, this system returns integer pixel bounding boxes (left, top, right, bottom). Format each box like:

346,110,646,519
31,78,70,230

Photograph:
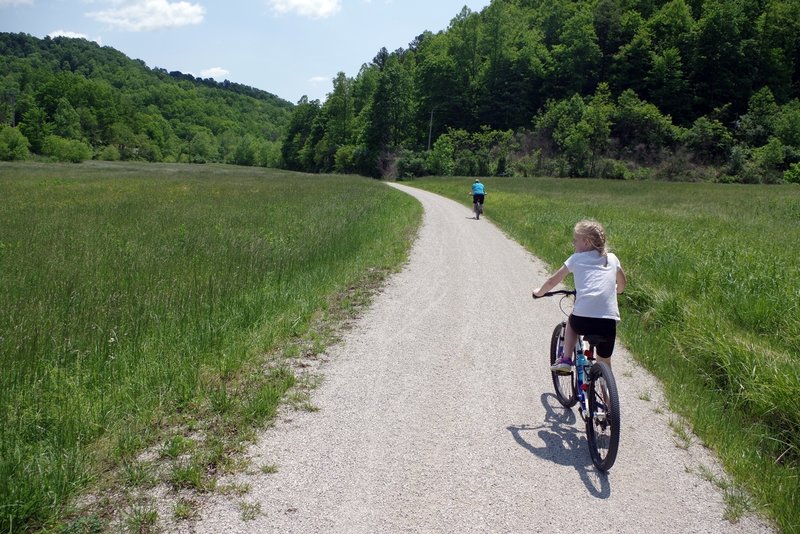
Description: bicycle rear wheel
549,322,577,407
586,362,621,471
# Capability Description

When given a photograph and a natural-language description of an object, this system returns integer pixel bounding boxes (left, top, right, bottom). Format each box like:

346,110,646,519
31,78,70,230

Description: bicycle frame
535,289,621,471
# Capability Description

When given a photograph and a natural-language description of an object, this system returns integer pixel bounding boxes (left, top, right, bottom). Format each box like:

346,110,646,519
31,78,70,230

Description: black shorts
472,194,484,204
568,314,617,358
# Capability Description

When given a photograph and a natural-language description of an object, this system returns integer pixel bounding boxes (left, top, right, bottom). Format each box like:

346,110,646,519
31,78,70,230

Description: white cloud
0,0,34,6
268,0,341,18
48,29,103,44
309,75,329,83
48,30,87,39
87,0,205,31
200,67,229,80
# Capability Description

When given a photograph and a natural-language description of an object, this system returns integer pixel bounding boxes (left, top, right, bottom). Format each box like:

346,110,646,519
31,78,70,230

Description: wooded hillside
0,32,293,166
280,0,800,183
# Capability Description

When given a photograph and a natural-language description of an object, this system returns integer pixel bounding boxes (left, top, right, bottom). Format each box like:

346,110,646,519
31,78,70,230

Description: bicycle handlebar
532,289,576,299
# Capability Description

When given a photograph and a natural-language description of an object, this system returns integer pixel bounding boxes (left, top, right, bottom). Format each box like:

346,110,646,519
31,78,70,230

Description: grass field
409,176,800,533
0,161,422,532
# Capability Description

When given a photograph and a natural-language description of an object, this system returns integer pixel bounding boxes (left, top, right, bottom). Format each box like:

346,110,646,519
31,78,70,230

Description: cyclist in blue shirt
469,179,485,219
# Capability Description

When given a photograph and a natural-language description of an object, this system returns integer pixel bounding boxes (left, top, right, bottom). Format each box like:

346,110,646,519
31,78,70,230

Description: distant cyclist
469,179,485,219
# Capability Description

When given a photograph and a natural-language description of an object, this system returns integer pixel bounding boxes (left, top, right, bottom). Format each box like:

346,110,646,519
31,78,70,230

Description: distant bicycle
468,191,485,220
535,289,621,471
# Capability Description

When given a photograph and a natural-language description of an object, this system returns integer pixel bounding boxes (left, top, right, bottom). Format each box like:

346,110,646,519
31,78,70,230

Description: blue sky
1,0,491,104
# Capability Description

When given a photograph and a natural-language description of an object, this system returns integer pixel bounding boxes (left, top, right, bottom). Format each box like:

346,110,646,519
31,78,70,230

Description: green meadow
0,162,421,532
410,176,800,533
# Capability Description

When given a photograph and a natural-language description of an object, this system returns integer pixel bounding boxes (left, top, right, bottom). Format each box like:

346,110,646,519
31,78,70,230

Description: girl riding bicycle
532,220,627,371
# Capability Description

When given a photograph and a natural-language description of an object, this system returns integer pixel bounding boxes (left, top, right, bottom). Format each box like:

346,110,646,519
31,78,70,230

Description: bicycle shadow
507,393,611,498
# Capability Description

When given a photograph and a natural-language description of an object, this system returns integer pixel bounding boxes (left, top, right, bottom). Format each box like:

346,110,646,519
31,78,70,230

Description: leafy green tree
684,115,733,164
755,0,800,103
19,104,49,153
363,54,414,158
280,96,320,171
612,89,678,156
548,7,602,96
187,128,218,163
647,48,691,125
610,28,653,98
41,134,91,162
426,133,455,175
52,97,82,140
0,125,29,160
737,87,779,147
690,0,760,116
774,99,800,149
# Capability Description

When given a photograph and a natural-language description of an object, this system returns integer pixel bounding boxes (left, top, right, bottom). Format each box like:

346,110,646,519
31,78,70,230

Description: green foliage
0,125,29,160
41,134,91,162
684,116,733,164
276,0,799,180
612,89,678,156
0,33,292,166
784,162,800,183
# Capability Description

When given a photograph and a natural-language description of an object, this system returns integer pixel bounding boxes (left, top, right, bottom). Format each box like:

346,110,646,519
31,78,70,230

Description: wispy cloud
87,0,205,31
0,0,34,6
48,29,102,45
200,67,229,80
268,0,341,19
309,75,329,83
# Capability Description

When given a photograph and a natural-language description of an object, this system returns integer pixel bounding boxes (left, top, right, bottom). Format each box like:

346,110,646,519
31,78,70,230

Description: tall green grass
0,161,421,532
410,176,799,533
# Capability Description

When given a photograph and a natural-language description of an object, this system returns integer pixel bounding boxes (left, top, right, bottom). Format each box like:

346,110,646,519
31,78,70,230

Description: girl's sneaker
550,356,573,374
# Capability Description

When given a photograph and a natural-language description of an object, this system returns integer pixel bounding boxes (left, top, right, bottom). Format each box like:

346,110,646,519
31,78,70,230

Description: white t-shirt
564,251,622,321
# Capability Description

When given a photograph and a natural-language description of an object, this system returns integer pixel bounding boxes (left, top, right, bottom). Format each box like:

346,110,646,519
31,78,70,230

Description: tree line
0,32,292,165
280,0,800,183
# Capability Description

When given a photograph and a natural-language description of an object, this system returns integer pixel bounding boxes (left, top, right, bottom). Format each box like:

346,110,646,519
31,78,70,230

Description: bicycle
468,192,485,220
534,289,621,471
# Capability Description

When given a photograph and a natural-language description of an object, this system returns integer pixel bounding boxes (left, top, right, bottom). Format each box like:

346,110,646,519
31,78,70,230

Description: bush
396,150,428,179
334,144,357,173
684,116,733,164
596,158,629,179
41,135,91,163
98,145,120,161
784,163,800,184
0,125,30,161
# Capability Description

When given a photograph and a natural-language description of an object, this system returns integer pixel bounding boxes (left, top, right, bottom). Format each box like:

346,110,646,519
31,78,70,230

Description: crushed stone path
184,183,774,533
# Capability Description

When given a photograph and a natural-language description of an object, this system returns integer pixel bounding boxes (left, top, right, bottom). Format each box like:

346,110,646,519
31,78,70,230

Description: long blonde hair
575,219,608,263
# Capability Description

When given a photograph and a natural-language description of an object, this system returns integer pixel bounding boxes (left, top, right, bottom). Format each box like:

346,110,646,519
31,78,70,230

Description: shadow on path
508,393,611,498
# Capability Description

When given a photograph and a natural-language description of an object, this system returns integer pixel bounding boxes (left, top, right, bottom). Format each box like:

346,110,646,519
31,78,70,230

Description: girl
533,220,627,371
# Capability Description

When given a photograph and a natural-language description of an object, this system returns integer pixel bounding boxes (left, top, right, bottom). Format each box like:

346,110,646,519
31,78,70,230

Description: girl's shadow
507,393,611,498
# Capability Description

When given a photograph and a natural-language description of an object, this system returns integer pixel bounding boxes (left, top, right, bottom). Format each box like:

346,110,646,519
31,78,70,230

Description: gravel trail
188,183,773,533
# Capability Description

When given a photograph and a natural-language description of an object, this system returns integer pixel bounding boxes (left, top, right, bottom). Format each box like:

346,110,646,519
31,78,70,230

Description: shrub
98,145,120,161
41,135,91,163
596,158,629,179
784,163,800,184
0,125,30,161
684,116,733,164
396,150,428,179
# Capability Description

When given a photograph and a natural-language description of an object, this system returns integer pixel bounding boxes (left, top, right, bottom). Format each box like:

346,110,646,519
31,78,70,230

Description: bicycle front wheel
586,362,621,471
549,322,577,407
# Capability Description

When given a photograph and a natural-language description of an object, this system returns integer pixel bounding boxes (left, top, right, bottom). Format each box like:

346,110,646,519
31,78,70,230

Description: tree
0,125,29,160
52,97,82,140
737,87,779,147
280,96,320,171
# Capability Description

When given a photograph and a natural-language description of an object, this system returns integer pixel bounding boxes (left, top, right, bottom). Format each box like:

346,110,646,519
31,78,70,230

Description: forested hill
0,32,293,165
281,0,800,183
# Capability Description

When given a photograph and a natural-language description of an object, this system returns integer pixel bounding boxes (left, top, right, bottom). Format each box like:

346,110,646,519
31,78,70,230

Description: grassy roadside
406,176,799,533
0,161,422,532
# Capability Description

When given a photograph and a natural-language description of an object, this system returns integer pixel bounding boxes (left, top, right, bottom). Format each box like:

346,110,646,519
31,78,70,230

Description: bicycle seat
583,334,610,347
